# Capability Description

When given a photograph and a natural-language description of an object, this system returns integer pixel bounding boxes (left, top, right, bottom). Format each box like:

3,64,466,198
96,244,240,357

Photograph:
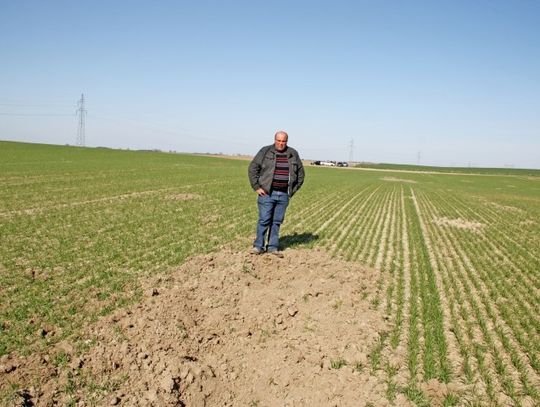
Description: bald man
248,131,305,257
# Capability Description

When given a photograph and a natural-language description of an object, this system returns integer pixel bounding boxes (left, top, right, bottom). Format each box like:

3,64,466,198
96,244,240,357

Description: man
248,131,305,257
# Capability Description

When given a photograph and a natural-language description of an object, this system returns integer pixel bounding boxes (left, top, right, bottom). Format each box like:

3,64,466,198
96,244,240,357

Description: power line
0,100,75,116
0,103,73,107
0,112,75,116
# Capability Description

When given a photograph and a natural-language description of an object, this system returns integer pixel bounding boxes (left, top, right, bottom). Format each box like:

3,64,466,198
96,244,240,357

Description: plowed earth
1,248,394,406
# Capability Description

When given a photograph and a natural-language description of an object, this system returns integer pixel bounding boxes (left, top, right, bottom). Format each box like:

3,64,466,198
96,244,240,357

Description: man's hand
256,188,268,196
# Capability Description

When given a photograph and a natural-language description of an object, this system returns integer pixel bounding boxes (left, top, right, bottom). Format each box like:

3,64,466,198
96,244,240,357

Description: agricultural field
355,162,540,176
1,140,539,406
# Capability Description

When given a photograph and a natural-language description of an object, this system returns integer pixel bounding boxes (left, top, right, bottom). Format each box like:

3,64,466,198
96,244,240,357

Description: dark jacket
248,145,305,197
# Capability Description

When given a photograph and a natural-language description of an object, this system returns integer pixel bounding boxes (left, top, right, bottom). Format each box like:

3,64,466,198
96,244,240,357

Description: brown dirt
433,217,484,232
1,248,390,406
487,202,524,213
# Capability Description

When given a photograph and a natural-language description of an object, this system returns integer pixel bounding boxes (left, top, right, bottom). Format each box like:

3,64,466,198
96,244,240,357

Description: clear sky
1,0,539,168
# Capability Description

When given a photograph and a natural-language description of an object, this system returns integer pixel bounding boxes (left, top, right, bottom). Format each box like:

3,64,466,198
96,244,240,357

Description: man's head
274,131,288,152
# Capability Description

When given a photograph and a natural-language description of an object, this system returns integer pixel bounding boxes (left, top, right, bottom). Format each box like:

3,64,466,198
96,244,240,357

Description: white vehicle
320,160,336,167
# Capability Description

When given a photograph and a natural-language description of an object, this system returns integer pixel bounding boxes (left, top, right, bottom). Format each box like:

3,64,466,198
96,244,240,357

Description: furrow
409,188,452,383
418,191,511,404
314,186,378,236
418,190,540,404
335,186,385,261
431,193,540,341
327,186,384,257
389,184,410,351
349,187,390,263
288,186,357,232
437,193,540,291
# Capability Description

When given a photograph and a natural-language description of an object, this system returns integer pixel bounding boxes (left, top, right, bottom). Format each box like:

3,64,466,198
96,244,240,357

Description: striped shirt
272,153,289,193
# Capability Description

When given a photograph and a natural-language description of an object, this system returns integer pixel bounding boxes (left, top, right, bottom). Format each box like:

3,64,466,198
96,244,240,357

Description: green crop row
415,188,539,405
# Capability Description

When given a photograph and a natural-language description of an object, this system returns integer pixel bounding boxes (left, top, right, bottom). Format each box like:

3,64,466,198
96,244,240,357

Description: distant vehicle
311,160,348,167
320,160,336,167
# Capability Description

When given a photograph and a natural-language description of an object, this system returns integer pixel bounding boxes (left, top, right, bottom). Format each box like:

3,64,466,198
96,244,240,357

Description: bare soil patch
166,193,201,201
433,217,484,232
381,177,417,184
1,248,389,406
488,202,524,213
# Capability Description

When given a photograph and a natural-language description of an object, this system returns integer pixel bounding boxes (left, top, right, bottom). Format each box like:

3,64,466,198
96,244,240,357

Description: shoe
250,246,264,255
268,250,284,258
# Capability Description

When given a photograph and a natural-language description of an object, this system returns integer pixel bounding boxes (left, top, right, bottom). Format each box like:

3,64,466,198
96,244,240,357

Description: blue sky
1,0,539,168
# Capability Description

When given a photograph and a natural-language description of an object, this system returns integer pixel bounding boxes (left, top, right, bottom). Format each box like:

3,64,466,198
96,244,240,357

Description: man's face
274,133,288,152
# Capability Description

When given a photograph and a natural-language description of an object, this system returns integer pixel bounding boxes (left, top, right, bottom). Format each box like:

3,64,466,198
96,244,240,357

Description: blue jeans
254,190,289,252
